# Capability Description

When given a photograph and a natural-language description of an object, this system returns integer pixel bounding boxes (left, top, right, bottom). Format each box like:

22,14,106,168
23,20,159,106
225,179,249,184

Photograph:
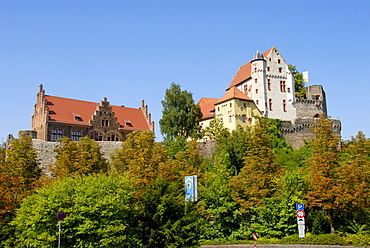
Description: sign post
295,204,305,238
252,233,257,248
57,211,65,248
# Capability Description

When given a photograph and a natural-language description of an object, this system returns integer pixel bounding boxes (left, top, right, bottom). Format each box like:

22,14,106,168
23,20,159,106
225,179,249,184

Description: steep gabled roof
226,47,274,90
45,95,150,131
217,86,253,105
197,98,218,120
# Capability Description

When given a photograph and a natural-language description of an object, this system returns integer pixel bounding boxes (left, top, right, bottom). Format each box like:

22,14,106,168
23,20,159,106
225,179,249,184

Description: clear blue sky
1,0,369,143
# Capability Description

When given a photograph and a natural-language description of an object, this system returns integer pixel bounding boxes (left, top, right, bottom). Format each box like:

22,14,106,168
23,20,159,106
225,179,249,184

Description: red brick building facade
32,85,154,141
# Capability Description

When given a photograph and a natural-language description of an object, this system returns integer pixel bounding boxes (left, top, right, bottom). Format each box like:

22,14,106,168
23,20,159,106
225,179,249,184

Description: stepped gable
46,95,150,131
227,47,272,90
217,86,253,104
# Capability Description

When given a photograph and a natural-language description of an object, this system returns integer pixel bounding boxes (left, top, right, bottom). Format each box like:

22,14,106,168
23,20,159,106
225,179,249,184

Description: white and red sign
252,233,258,241
296,210,305,218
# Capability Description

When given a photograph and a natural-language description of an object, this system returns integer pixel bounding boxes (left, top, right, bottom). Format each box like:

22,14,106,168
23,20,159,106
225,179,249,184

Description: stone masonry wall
32,139,123,174
282,118,341,149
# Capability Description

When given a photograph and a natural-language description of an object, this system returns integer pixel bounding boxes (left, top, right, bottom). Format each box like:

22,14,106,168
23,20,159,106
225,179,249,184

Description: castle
198,47,341,149
31,84,154,142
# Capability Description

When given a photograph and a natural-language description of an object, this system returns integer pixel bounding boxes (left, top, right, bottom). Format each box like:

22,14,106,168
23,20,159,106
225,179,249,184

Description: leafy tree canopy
159,83,203,140
10,174,140,248
52,136,108,178
288,64,306,99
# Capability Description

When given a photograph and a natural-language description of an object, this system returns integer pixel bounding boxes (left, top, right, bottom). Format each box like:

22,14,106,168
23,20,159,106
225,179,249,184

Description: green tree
337,132,370,225
230,119,282,212
138,178,200,247
10,174,140,247
304,115,341,233
5,134,41,189
0,135,42,245
52,136,108,178
288,64,306,99
198,159,239,240
159,83,203,140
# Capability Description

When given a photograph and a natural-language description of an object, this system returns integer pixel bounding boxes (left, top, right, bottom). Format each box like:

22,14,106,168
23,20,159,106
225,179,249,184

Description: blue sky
1,0,370,143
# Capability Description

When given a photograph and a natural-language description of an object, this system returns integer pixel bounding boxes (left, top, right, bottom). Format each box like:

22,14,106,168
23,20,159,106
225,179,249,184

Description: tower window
267,67,270,72
283,100,287,112
280,81,286,92
267,79,271,91
278,59,281,64
269,99,273,111
279,67,283,73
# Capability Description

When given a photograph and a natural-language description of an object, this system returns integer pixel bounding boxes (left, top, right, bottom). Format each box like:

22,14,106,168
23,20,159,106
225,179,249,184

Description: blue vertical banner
185,175,198,202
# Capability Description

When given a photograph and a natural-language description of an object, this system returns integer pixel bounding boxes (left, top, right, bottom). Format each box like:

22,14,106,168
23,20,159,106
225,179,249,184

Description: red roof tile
226,47,274,90
217,86,253,104
46,95,150,131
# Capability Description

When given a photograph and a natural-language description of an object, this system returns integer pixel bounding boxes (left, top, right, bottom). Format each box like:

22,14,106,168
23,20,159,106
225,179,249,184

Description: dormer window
125,120,133,127
73,113,82,121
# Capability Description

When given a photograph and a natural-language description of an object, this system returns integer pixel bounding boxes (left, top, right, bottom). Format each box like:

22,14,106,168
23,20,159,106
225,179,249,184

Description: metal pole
58,221,61,248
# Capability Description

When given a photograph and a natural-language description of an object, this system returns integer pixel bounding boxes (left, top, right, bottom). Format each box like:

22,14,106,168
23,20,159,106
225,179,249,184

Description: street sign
252,233,258,241
296,203,305,210
57,211,65,221
185,175,198,202
296,210,305,218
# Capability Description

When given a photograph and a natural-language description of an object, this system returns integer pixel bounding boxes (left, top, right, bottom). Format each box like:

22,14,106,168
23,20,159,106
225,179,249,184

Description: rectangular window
243,103,247,108
280,81,286,92
267,67,270,72
71,131,82,141
267,79,271,91
51,129,63,141
242,115,246,123
230,103,232,108
278,59,281,64
255,78,257,83
101,119,109,127
256,100,259,105
269,99,273,111
244,85,248,95
283,100,287,112
279,67,283,73
287,87,291,93
256,89,258,94
229,115,232,123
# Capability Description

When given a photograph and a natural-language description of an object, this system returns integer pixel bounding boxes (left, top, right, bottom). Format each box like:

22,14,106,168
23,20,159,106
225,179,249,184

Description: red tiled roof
227,61,251,90
226,47,274,90
197,97,218,105
45,95,150,131
197,98,218,120
217,86,253,104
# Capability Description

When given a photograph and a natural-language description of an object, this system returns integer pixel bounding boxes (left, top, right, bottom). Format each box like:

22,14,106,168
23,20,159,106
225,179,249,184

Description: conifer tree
4,134,41,190
111,131,169,187
52,136,108,177
304,115,341,233
337,132,370,222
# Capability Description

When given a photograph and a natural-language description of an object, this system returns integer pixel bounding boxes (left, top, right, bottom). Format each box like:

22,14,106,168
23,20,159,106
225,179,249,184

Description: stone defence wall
32,139,123,173
282,118,341,149
295,99,326,119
